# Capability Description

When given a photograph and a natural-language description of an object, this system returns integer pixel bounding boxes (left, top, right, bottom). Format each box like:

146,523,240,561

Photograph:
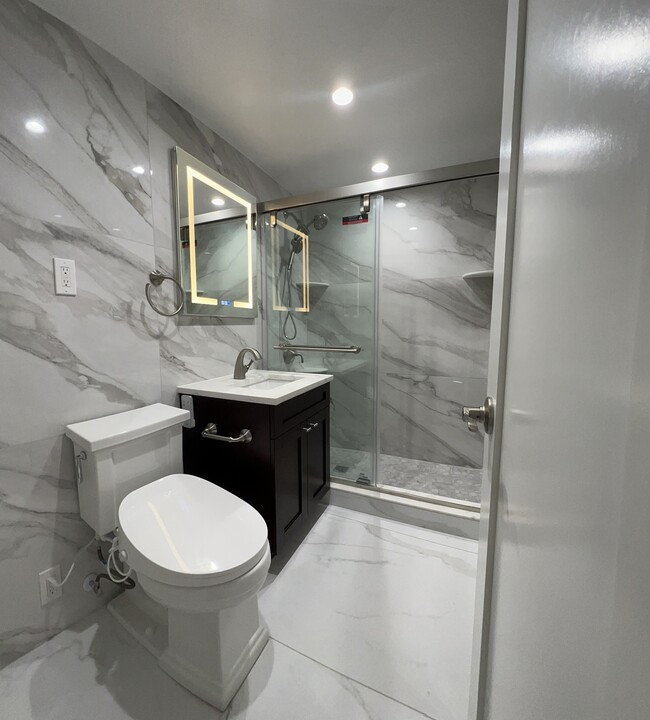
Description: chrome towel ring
145,270,184,316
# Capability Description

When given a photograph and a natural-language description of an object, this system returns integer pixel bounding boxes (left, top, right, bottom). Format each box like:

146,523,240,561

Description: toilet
65,403,270,709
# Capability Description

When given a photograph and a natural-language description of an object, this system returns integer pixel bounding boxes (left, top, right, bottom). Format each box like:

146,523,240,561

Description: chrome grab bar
274,342,362,354
202,423,253,443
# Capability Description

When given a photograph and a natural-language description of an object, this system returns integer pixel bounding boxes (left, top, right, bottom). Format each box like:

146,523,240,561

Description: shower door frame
257,158,499,511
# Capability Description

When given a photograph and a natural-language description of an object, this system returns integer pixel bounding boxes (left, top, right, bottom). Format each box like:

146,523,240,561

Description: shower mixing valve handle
462,397,495,435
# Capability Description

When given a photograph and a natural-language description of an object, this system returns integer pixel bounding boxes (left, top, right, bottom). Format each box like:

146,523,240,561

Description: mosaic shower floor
331,447,482,504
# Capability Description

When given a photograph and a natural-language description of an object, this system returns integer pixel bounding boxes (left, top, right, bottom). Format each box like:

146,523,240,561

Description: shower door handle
462,397,495,435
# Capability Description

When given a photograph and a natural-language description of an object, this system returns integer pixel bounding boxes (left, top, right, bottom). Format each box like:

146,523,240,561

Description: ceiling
33,0,508,196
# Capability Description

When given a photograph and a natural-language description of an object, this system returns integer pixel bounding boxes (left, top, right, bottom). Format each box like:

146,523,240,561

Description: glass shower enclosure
260,165,497,507
261,197,379,485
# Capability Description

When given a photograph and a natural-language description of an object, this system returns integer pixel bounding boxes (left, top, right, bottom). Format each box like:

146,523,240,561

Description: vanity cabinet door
274,422,308,549
305,407,329,513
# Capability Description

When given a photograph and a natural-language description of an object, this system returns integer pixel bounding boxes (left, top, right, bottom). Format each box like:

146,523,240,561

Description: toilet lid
118,474,269,587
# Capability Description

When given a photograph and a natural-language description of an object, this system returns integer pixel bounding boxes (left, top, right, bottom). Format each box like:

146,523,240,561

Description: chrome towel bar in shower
274,342,362,354
202,423,253,443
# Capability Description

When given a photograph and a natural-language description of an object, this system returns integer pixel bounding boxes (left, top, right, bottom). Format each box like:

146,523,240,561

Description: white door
469,0,650,718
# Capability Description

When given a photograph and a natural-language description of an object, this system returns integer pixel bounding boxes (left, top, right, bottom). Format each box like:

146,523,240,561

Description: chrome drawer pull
202,423,253,443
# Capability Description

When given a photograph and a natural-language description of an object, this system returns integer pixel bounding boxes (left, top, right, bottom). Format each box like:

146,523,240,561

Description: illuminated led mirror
173,147,257,318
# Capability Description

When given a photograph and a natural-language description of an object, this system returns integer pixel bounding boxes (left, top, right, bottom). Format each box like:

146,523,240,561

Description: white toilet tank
65,404,190,536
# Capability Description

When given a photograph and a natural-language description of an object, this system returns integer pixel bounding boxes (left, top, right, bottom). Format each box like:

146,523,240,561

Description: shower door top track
257,159,498,214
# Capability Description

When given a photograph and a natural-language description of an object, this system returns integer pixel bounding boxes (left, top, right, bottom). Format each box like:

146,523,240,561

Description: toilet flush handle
75,451,87,484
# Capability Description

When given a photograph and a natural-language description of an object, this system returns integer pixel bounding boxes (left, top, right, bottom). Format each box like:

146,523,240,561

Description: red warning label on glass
342,213,369,226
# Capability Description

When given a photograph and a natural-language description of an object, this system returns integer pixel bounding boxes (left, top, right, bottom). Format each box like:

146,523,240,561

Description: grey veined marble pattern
261,506,478,720
379,177,497,479
0,435,120,669
0,0,285,669
0,0,153,244
0,212,162,450
0,507,474,720
265,197,378,461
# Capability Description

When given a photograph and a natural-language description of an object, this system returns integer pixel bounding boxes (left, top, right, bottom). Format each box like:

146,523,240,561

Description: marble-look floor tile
0,607,433,720
0,0,152,243
324,505,479,555
260,507,478,720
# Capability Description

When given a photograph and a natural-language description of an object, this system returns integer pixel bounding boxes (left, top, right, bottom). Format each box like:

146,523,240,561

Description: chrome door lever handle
462,397,495,435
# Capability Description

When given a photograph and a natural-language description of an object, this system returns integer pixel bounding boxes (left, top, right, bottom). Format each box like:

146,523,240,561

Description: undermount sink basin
177,370,333,406
244,375,299,390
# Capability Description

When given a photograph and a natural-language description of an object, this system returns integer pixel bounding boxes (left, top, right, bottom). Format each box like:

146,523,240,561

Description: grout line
269,636,440,720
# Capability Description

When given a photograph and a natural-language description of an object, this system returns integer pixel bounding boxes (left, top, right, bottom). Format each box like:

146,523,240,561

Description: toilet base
108,585,269,710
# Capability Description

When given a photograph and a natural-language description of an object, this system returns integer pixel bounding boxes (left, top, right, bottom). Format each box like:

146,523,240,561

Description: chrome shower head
312,213,328,230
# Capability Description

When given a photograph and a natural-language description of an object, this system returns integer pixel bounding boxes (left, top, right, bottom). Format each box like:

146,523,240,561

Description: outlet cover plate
39,565,62,605
53,257,77,296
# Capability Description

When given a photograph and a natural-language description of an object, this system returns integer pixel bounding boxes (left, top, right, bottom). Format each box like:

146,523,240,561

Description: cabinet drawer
271,384,330,438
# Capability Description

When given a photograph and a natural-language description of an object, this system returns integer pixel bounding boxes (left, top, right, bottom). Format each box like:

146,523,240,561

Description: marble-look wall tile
0,0,287,668
0,212,162,449
0,435,119,668
381,273,491,378
0,0,153,244
146,82,285,259
380,374,487,467
379,176,497,468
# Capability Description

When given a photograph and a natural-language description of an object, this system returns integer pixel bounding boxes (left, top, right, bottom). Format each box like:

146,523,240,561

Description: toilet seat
118,473,268,588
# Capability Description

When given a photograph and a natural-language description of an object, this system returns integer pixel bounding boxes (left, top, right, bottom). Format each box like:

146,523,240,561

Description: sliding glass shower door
262,197,379,485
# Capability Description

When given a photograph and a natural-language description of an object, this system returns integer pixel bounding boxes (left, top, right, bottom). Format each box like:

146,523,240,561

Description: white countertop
177,370,333,406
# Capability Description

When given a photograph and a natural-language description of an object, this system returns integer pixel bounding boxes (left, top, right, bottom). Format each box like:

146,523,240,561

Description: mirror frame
172,146,257,318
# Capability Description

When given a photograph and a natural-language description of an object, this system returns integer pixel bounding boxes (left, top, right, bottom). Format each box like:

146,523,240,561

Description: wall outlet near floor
53,257,77,296
39,565,62,605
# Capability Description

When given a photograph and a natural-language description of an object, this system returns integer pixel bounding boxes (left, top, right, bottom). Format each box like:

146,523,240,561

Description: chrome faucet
233,347,262,379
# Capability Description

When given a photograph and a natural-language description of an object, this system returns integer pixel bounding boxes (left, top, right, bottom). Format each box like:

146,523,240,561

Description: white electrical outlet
39,565,62,605
53,257,77,296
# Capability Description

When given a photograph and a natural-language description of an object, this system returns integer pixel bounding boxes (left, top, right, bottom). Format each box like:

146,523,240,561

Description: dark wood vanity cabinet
181,383,330,557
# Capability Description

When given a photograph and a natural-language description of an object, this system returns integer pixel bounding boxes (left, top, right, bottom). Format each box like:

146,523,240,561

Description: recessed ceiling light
332,87,354,106
371,161,389,174
211,197,225,207
132,165,145,175
409,226,418,231
395,202,406,208
25,119,45,134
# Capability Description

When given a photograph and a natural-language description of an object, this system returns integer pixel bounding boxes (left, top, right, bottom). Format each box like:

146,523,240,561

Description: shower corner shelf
462,270,494,282
295,281,330,306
